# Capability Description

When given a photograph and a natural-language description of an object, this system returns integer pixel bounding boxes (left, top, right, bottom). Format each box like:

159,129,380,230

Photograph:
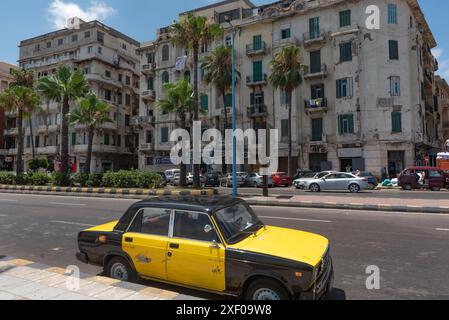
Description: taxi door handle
125,237,133,243
169,243,180,249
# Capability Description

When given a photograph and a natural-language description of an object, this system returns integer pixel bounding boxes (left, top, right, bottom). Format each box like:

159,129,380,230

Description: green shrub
74,173,89,187
137,171,162,189
28,159,48,171
102,170,162,189
0,172,15,185
14,173,33,185
52,172,71,187
74,173,103,188
31,172,51,186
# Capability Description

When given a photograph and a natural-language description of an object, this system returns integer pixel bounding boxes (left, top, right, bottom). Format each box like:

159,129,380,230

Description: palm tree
201,45,240,173
37,66,89,175
170,13,222,188
155,78,195,187
269,46,304,182
68,94,112,174
0,86,40,174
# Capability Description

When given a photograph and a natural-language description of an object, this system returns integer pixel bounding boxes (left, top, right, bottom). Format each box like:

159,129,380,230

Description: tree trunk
16,109,24,175
222,90,228,174
86,128,94,174
192,47,201,188
29,118,36,161
179,114,187,188
287,91,293,185
60,96,70,175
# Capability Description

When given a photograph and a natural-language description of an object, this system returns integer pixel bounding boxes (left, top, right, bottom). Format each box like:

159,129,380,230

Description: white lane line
50,220,94,227
49,202,87,207
259,216,332,223
0,199,18,202
436,228,449,232
0,214,8,217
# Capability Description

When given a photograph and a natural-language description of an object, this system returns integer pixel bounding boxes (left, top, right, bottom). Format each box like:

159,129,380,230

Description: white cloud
432,48,449,81
47,0,116,29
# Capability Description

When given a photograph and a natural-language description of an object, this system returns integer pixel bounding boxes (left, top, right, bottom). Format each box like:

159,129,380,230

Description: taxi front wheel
244,279,290,301
106,256,136,283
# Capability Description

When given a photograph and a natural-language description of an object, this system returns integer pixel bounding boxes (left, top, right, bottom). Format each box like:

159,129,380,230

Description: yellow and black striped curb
0,185,218,197
243,198,449,214
0,256,200,300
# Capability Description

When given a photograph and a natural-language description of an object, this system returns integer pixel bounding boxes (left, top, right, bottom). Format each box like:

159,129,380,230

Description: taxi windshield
214,203,264,244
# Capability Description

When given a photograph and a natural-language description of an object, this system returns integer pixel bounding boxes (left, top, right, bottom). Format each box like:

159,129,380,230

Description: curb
0,185,218,197
0,256,200,300
244,198,449,214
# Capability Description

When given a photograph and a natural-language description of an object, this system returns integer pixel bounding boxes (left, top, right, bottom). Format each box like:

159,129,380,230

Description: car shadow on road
325,288,346,300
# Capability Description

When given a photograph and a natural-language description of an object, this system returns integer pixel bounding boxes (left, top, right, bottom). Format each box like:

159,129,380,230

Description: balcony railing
140,143,154,152
131,115,155,127
304,98,328,113
141,63,156,74
273,37,300,48
246,42,267,56
247,104,268,118
304,64,328,79
303,30,326,45
246,74,268,86
141,90,156,102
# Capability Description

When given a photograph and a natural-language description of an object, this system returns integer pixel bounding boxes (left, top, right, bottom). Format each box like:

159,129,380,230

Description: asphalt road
219,186,449,200
0,193,448,300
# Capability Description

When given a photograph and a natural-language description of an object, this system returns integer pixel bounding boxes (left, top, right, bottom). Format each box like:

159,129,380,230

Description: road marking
0,199,18,202
259,216,332,223
50,220,94,227
0,214,8,217
48,202,87,207
436,228,449,232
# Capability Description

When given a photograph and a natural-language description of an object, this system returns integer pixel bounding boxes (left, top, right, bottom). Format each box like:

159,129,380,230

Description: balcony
303,64,328,80
273,37,300,48
246,74,268,87
131,115,155,128
246,42,267,56
304,98,329,114
4,128,18,136
303,30,326,47
140,143,154,152
247,104,268,118
0,148,18,156
142,90,156,102
37,146,58,154
74,145,118,154
141,63,156,75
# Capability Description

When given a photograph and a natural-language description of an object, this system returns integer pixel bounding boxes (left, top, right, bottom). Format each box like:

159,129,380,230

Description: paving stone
64,282,111,297
6,282,49,296
22,286,66,300
51,292,98,300
0,290,19,300
84,275,120,286
15,270,58,282
94,287,136,300
45,267,67,275
123,292,159,300
0,275,30,291
7,259,34,266
35,274,69,287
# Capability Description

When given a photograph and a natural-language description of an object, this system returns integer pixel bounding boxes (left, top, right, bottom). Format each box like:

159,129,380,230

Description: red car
272,172,291,187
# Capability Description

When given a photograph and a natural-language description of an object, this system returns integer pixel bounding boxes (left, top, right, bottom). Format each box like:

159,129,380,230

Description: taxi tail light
98,235,107,243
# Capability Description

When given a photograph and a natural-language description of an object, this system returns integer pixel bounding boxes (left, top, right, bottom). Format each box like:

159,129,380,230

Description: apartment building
437,76,449,146
0,61,17,171
3,18,140,173
135,0,442,177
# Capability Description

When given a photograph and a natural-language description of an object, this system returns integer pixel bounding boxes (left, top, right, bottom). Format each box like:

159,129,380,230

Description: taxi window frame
126,207,173,237
170,210,223,245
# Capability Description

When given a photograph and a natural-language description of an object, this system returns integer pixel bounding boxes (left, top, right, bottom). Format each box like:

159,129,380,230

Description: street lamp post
226,17,238,198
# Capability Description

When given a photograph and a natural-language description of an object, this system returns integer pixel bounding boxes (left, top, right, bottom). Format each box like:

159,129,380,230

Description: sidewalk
243,193,449,214
0,256,199,300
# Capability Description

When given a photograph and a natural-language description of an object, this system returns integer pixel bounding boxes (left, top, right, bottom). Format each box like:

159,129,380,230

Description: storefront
387,150,405,178
338,148,365,172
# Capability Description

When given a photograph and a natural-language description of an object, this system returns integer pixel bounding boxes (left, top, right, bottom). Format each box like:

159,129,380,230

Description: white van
165,169,180,184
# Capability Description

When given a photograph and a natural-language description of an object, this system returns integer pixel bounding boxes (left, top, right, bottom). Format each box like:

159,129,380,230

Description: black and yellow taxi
76,196,334,300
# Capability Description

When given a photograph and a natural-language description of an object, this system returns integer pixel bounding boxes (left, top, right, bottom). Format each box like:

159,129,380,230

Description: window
72,34,78,42
161,127,169,143
71,132,76,146
146,131,153,144
58,39,64,46
339,10,351,27
161,71,169,84
34,44,40,52
121,43,127,50
84,31,91,38
310,50,321,73
390,76,400,96
35,136,40,148
338,114,354,134
125,76,130,85
253,35,262,50
147,77,154,90
225,35,232,47
162,45,169,61
46,41,52,49
104,89,112,101
281,119,289,138
105,70,111,78
340,41,352,62
26,136,31,148
311,84,325,99
200,94,209,111
128,208,171,236
117,135,122,147
125,94,131,106
280,90,291,106
392,112,402,133
98,46,102,54
173,211,219,243
389,40,399,60
309,17,320,39
97,32,104,43
281,28,291,40
311,118,323,142
388,4,398,24
104,134,110,145
336,78,353,98
253,60,263,82
87,46,93,54
224,93,232,108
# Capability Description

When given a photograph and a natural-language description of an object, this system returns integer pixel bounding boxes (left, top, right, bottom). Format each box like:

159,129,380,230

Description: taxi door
166,210,226,292
122,207,171,280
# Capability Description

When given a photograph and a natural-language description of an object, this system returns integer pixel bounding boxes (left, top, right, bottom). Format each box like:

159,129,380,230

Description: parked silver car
293,171,335,189
220,174,244,188
304,172,368,193
245,173,274,188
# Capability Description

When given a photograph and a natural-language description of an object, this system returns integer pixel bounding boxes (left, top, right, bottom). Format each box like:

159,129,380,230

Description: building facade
135,0,443,178
3,18,140,173
0,61,17,171
437,76,449,147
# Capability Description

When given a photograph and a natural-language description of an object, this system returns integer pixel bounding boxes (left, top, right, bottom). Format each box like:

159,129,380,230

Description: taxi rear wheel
106,257,136,282
244,279,290,301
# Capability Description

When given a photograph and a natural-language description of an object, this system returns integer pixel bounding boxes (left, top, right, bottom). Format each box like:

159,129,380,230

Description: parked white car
304,172,369,193
293,171,334,189
245,173,274,188
165,169,180,184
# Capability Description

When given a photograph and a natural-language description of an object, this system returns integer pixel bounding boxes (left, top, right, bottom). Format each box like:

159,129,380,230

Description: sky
0,0,447,79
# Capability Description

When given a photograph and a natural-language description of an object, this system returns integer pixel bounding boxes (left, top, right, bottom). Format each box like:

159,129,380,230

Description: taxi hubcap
110,263,128,280
253,288,281,300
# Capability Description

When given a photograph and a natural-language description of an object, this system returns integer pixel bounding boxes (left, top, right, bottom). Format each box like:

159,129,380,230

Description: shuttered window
392,112,402,133
336,78,353,98
340,41,352,62
389,40,399,60
310,50,321,73
388,4,397,24
338,114,354,134
200,94,209,111
253,35,262,50
339,10,351,27
161,127,169,143
225,93,232,108
71,132,76,146
309,17,320,39
253,61,263,82
311,118,323,142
